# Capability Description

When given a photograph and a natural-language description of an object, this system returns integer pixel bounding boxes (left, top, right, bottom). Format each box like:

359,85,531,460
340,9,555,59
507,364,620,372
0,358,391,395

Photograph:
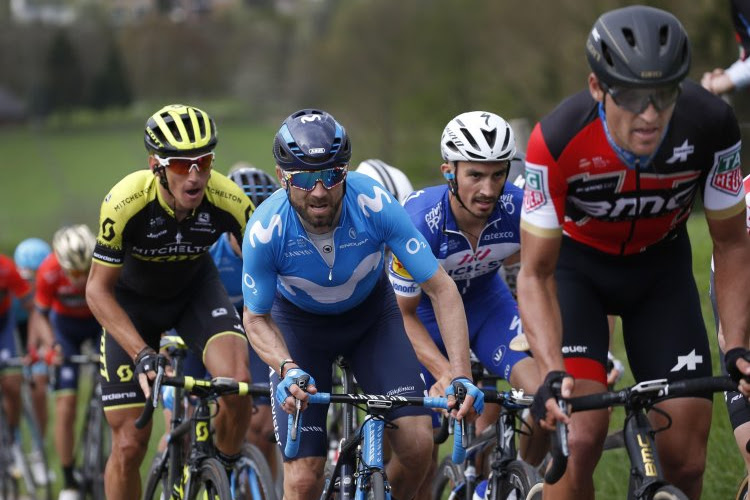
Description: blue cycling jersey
209,234,243,308
242,172,439,315
389,183,522,298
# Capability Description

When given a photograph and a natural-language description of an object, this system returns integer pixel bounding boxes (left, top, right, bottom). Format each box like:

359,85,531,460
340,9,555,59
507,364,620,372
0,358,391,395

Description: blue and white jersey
389,183,523,298
242,172,439,315
209,234,243,308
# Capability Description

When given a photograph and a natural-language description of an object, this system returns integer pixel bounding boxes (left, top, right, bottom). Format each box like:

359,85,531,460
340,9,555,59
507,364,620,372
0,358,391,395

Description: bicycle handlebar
134,373,270,429
285,392,465,463
544,375,736,484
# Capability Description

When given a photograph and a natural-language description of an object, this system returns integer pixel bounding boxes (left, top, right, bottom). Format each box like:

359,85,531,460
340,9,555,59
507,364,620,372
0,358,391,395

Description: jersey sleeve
703,138,745,220
520,123,567,237
242,213,282,315
388,254,421,297
206,172,254,242
378,195,439,284
33,256,56,311
1,256,31,300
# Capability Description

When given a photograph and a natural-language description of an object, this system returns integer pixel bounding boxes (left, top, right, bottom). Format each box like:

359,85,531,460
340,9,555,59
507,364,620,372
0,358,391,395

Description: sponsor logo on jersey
523,167,546,212
357,185,392,217
711,145,742,196
390,256,412,280
211,307,228,317
665,139,695,164
425,205,441,233
498,193,516,214
197,212,211,224
482,231,515,242
248,215,283,247
112,189,147,211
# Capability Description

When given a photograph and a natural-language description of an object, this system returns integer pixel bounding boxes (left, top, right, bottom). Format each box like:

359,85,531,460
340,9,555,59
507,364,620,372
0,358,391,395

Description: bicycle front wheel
143,451,170,500
190,458,232,500
650,484,690,500
494,460,542,500
231,443,277,500
431,456,465,500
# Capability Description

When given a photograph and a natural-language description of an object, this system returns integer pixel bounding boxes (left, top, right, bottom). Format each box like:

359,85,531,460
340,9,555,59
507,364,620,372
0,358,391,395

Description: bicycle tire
231,442,278,500
736,474,749,500
431,455,465,500
19,388,52,500
78,396,108,499
493,460,542,500
190,458,232,500
365,470,386,500
650,484,690,500
143,451,170,500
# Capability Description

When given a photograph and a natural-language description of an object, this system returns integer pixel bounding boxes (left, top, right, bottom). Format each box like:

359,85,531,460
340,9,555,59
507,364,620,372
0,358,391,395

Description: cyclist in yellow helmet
86,104,255,500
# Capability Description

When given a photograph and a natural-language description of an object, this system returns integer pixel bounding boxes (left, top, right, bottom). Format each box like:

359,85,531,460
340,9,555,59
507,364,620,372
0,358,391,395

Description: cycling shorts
419,282,528,426
270,272,429,460
100,258,247,410
51,311,102,392
0,311,20,371
557,226,713,396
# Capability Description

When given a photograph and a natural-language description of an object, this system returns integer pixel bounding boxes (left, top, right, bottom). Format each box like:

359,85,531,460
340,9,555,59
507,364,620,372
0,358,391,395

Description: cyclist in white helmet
355,159,415,203
28,224,102,499
388,111,547,498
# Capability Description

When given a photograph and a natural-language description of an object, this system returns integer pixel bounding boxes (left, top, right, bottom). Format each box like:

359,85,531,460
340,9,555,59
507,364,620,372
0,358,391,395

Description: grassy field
2,118,744,498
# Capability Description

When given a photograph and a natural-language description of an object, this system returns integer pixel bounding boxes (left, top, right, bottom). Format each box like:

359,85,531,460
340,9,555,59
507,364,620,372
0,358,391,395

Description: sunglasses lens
610,86,680,114
164,153,214,175
287,167,347,191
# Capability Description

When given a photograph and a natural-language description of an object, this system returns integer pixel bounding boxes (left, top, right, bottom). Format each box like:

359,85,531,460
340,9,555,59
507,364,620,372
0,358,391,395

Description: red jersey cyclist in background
28,224,100,500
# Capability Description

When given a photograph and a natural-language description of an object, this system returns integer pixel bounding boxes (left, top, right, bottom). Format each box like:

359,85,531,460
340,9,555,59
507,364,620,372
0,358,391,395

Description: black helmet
585,5,691,88
228,165,280,207
144,104,218,156
272,109,352,171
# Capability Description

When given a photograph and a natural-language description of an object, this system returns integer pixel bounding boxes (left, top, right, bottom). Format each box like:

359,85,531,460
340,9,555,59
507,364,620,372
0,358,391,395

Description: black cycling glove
531,370,568,423
134,346,159,377
725,347,750,384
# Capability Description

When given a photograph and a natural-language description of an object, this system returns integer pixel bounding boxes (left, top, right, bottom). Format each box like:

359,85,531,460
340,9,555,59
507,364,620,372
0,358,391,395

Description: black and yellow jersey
92,170,253,298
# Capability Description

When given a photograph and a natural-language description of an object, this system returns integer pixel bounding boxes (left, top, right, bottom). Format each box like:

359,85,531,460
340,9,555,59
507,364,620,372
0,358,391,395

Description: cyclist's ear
275,166,288,190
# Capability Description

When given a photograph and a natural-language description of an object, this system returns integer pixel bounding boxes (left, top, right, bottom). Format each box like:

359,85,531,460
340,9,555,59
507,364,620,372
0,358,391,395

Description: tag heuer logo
523,168,546,212
711,146,742,196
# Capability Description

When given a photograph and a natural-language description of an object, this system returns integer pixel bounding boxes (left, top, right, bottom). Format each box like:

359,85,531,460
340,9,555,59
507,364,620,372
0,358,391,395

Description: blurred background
0,0,748,248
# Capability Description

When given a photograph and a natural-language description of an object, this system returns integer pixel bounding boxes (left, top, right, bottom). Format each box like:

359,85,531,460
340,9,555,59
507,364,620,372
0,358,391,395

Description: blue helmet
273,109,352,171
14,238,51,271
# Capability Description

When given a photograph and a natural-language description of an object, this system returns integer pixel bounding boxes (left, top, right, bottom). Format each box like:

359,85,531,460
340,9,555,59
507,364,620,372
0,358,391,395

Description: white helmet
356,159,415,203
53,224,96,272
440,111,516,163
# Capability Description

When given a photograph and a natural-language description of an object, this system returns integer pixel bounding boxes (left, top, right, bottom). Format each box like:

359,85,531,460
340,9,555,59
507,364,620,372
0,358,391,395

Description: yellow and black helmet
144,104,218,156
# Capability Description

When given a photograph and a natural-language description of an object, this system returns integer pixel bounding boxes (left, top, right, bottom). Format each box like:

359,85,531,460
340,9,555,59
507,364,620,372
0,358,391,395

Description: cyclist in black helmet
518,6,750,499
86,104,255,500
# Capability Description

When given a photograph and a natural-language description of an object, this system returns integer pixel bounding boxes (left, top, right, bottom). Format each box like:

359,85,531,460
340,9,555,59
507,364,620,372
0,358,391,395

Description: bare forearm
517,271,564,375
429,287,471,380
86,287,146,359
714,242,750,350
243,309,293,375
402,313,451,378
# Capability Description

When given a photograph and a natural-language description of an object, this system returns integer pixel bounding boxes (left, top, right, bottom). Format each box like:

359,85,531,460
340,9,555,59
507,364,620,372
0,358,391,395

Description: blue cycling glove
445,377,484,415
276,368,316,406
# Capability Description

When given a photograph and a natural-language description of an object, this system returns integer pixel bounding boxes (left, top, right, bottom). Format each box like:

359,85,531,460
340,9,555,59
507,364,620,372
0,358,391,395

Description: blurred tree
34,30,85,116
90,39,133,110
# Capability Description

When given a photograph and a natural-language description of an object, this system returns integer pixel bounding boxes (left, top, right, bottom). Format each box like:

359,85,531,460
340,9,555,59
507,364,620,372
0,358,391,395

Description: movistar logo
248,214,283,247
357,186,392,217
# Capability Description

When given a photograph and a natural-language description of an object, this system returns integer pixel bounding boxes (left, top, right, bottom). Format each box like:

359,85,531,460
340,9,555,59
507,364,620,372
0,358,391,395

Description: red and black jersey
521,81,744,255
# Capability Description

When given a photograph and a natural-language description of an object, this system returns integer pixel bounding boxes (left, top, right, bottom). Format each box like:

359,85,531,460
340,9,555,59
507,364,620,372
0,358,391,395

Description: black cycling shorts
557,226,712,395
100,256,247,410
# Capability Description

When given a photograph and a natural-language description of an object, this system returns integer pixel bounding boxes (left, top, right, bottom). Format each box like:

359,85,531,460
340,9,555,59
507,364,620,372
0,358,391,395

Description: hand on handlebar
276,368,317,413
134,347,173,399
531,370,573,431
725,347,750,397
445,377,484,422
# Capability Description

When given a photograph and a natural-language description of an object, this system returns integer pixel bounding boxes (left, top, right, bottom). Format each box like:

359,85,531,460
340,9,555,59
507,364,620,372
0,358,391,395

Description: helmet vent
622,28,635,47
482,129,497,149
601,43,614,66
500,127,511,152
460,127,479,150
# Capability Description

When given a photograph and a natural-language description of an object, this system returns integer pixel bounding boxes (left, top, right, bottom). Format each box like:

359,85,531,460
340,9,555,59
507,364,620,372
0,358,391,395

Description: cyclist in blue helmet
243,108,479,500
